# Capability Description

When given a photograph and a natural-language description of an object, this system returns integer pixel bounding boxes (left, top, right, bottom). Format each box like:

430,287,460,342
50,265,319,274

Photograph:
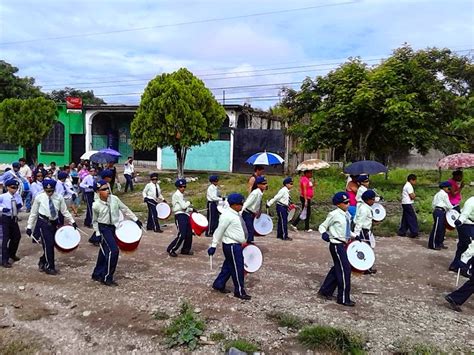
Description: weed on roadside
152,310,169,320
209,332,226,342
225,338,260,353
164,301,205,350
297,325,366,354
266,311,305,330
393,338,448,354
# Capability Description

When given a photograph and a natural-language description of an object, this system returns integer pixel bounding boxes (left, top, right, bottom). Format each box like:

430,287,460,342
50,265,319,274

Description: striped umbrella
246,152,284,165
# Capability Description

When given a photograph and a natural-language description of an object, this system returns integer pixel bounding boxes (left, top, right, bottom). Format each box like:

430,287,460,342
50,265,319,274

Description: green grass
225,339,260,353
393,338,448,355
0,336,38,355
113,168,474,237
209,332,226,342
152,310,169,320
297,325,366,354
164,301,205,350
266,311,305,330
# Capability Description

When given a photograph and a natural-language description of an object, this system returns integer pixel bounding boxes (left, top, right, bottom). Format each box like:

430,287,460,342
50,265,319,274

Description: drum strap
155,184,159,199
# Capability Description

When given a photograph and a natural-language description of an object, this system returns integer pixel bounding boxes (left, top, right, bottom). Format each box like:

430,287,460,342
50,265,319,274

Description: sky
1,0,473,109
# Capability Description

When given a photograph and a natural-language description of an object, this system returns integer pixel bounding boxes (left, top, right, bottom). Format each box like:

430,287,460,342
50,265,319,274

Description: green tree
47,87,106,105
131,68,226,177
0,97,57,163
0,60,43,101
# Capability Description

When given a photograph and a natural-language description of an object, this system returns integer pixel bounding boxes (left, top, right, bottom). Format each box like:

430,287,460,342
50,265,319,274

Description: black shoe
317,291,332,300
364,268,377,275
283,237,293,241
337,300,355,307
91,275,102,282
2,262,12,268
213,286,231,294
234,294,251,300
168,251,178,257
445,295,462,312
448,266,458,272
45,269,58,275
38,261,45,272
441,244,448,249
102,280,119,287
408,235,419,239
10,255,20,262
155,229,164,233
398,233,407,237
181,250,194,255
430,246,442,251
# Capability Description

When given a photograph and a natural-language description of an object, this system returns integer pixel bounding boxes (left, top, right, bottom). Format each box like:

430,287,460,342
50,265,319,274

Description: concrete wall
160,141,231,172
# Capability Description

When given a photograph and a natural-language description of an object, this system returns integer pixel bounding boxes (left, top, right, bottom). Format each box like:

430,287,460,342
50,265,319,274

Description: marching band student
30,169,45,200
80,167,97,228
266,177,294,241
445,240,473,312
26,179,77,275
0,180,23,268
242,176,267,244
208,193,251,300
398,174,419,238
318,192,355,307
428,181,453,250
355,175,370,207
91,180,142,286
55,171,77,226
167,178,194,257
354,189,377,274
449,196,474,274
206,175,223,238
142,172,164,233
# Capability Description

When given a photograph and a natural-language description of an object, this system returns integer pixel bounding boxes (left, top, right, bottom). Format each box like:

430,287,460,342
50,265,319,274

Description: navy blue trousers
319,243,352,304
398,204,419,237
124,174,134,192
37,218,58,271
145,199,161,232
206,201,219,237
83,191,94,227
428,208,446,249
276,204,289,239
213,243,246,297
1,216,21,264
92,224,119,283
242,210,255,243
450,224,474,269
167,214,193,253
448,268,473,305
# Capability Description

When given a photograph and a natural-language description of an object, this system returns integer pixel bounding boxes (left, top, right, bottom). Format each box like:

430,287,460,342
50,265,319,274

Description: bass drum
242,244,263,273
345,240,375,272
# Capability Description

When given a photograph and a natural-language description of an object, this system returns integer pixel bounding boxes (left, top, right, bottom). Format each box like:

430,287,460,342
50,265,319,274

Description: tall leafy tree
47,87,106,105
131,68,226,177
0,97,57,163
0,60,43,101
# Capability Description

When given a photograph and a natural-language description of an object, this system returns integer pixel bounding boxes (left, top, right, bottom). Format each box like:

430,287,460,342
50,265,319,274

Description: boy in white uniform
355,175,370,207
428,181,453,250
242,176,267,243
398,174,419,238
206,175,224,238
266,177,294,240
142,173,164,233
208,193,251,300
354,189,377,274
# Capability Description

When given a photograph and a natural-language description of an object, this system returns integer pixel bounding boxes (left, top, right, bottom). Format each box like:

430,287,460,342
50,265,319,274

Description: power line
0,1,357,46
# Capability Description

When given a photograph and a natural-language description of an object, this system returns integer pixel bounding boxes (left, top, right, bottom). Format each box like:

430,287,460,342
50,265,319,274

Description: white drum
372,203,386,222
190,212,208,236
115,220,143,252
242,244,263,273
369,232,376,249
156,202,171,219
346,240,375,272
55,225,81,253
217,200,229,214
445,209,460,230
287,204,301,223
253,213,273,236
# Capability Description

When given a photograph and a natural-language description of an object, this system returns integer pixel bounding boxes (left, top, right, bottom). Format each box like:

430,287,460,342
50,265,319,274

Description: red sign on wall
66,97,83,109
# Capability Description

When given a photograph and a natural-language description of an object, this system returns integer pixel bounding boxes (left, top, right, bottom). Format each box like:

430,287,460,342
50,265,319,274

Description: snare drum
345,240,375,272
190,212,208,236
445,209,460,230
115,220,143,252
156,202,171,219
253,213,273,236
372,203,386,222
242,244,263,273
55,225,81,253
287,204,301,223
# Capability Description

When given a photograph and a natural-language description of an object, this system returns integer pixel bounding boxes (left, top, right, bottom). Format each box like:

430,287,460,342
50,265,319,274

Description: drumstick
76,228,89,237
456,268,461,287
210,255,213,270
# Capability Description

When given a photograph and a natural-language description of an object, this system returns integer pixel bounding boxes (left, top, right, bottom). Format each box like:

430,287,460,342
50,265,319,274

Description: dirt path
1,211,473,353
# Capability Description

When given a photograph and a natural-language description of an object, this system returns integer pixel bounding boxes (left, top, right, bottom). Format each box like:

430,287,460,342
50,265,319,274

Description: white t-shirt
19,165,32,179
401,182,414,204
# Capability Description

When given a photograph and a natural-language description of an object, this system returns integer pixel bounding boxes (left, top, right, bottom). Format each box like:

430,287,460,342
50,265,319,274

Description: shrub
266,311,304,330
164,301,205,350
297,325,365,354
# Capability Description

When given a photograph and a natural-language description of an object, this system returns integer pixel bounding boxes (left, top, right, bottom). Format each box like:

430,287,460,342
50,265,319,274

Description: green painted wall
162,141,230,172
0,147,25,164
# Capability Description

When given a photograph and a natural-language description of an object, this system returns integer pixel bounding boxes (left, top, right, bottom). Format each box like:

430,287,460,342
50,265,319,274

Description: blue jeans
124,174,134,192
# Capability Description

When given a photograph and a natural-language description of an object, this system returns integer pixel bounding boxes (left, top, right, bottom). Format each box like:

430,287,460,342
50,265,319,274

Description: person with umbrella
291,169,315,232
448,170,464,212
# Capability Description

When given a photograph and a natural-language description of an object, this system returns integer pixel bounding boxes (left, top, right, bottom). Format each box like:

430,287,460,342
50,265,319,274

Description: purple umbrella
99,148,121,157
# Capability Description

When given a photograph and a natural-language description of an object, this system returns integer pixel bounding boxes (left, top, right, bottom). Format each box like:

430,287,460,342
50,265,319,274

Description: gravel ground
0,210,473,354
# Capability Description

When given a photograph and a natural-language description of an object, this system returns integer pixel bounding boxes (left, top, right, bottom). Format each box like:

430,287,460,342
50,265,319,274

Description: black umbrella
90,152,118,164
343,160,387,175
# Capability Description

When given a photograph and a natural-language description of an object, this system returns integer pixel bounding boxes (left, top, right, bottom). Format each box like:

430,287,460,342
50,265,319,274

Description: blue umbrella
246,152,284,166
90,152,118,164
99,147,121,157
343,160,387,175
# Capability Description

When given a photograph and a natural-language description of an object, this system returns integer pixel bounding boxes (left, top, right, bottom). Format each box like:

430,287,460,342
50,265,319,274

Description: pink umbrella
437,153,474,169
